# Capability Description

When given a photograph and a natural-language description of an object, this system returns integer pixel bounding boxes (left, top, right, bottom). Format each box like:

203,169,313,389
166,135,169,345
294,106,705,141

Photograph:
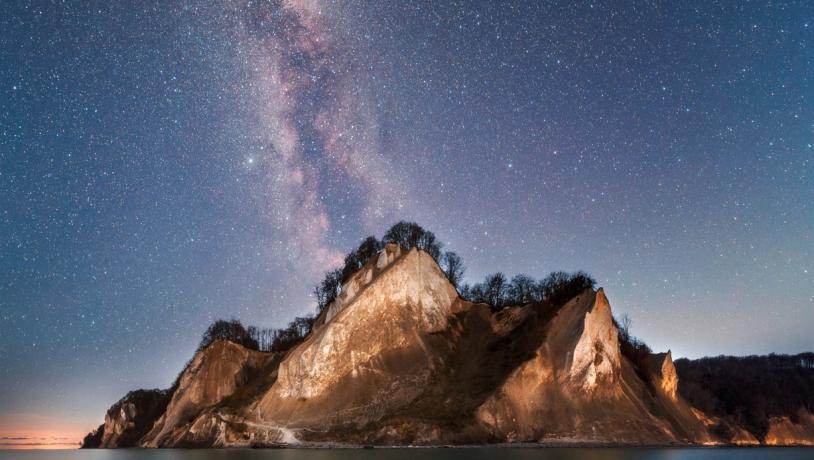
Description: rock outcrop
319,243,403,325
80,424,104,448
140,340,282,447
648,351,678,400
83,245,814,447
474,290,711,444
88,389,170,448
765,410,814,445
552,289,621,394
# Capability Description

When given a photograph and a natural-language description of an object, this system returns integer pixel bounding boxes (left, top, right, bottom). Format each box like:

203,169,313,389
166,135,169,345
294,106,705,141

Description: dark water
1,449,813,460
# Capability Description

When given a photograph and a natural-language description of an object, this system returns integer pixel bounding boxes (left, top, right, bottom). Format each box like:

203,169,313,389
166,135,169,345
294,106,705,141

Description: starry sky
1,0,812,446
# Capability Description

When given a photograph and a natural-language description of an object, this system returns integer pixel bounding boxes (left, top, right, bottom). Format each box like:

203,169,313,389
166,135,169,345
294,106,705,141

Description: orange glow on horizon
0,413,95,450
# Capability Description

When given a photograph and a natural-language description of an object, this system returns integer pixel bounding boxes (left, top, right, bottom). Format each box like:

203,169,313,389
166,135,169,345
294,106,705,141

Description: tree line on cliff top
312,220,596,312
198,221,598,354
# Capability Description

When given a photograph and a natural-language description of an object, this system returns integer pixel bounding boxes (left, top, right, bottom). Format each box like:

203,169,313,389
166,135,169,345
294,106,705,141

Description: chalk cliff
80,389,170,448
140,340,282,447
84,245,814,447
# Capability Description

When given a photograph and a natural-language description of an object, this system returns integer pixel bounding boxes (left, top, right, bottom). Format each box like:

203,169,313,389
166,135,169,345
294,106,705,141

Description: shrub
268,315,315,352
615,313,653,385
198,315,316,355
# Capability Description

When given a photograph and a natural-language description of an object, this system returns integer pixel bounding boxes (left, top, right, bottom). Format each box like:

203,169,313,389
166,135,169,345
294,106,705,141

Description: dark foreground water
1,448,813,460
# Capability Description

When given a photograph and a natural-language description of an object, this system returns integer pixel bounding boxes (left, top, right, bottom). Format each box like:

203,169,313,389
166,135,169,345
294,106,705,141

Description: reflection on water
0,449,813,460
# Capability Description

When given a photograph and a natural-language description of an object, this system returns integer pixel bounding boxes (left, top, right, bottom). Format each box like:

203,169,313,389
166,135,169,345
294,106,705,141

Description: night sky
1,0,812,445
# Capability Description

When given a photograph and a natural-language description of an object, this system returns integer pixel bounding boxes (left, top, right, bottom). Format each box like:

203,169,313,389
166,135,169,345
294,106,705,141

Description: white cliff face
544,289,621,394
476,289,710,444
324,244,402,323
94,389,170,448
100,402,137,447
264,247,458,402
477,289,627,441
141,341,271,447
474,346,557,442
566,289,621,391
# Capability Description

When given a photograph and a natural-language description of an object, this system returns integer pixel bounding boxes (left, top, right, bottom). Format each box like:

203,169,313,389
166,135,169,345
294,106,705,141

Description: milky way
233,0,409,275
0,0,812,442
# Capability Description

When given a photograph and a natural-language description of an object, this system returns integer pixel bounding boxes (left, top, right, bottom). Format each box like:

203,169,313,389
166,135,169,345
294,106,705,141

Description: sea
1,448,813,460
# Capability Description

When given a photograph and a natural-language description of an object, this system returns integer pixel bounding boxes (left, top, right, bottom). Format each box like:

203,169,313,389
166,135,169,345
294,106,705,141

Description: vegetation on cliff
313,221,448,313
202,221,600,354
675,353,814,441
197,317,315,353
80,425,104,448
460,271,596,310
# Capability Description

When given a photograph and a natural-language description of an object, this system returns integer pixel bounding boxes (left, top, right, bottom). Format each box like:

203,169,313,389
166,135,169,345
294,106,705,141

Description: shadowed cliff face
81,389,170,448
84,246,814,447
675,353,814,444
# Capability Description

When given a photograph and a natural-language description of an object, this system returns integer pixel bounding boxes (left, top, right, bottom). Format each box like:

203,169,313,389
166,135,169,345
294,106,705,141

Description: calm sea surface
1,448,813,460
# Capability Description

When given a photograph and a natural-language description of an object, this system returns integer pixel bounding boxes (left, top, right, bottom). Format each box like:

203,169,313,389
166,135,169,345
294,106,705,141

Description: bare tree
383,221,442,261
314,268,342,312
618,313,632,343
484,272,508,309
441,251,465,289
341,236,383,281
508,274,537,304
538,270,595,305
199,319,259,351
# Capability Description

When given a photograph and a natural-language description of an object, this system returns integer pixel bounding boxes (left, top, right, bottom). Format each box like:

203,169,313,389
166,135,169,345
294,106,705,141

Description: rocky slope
84,245,814,447
474,289,707,444
139,340,283,447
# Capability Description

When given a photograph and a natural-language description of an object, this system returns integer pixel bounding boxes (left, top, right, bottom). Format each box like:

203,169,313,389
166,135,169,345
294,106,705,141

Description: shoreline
6,445,814,451
235,441,814,449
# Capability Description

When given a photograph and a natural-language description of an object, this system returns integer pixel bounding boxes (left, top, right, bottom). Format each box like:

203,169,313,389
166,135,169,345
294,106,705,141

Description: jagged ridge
84,244,814,447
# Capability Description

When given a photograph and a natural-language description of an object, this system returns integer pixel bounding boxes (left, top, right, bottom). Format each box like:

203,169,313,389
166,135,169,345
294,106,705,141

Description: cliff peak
648,350,679,400
262,246,457,405
545,289,621,394
320,243,404,325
